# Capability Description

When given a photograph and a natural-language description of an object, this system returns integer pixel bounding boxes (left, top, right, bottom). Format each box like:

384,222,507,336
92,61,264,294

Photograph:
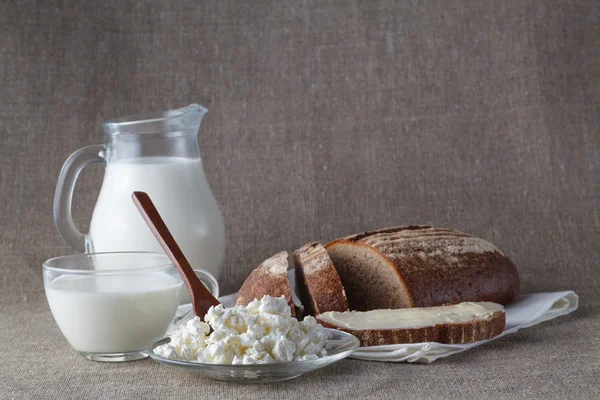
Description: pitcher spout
172,103,208,131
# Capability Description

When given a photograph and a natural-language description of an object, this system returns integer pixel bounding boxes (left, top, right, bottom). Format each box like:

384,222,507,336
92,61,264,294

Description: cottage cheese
154,295,329,364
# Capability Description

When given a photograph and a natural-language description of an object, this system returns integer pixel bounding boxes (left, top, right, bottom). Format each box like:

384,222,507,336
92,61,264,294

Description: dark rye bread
235,251,296,317
294,242,349,316
325,226,520,311
316,302,506,346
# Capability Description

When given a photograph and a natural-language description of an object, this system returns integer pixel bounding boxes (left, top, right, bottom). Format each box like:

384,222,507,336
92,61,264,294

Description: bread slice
326,226,520,311
317,302,506,346
294,242,349,316
236,251,296,317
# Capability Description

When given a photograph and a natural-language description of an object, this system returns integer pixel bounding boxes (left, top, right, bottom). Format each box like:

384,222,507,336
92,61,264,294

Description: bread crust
326,226,520,308
235,251,296,317
317,310,506,346
294,242,349,316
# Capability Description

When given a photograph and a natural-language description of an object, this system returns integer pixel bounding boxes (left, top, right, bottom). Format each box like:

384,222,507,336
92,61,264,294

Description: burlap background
1,1,598,398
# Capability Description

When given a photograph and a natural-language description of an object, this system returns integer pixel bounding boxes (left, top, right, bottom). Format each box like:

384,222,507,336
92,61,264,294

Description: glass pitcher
53,104,226,280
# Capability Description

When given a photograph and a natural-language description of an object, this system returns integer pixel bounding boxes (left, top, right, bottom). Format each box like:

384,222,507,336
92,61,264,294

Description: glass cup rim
43,251,176,275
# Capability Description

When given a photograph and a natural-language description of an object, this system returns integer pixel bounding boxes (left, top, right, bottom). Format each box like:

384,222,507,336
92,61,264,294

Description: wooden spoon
132,191,221,319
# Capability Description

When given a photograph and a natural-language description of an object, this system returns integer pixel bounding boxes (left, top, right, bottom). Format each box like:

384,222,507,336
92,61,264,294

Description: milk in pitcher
89,157,225,279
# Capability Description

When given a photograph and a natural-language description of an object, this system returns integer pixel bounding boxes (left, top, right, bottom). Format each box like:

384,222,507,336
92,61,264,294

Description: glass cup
43,252,219,362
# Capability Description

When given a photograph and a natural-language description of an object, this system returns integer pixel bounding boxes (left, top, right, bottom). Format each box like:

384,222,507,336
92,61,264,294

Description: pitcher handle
53,145,105,252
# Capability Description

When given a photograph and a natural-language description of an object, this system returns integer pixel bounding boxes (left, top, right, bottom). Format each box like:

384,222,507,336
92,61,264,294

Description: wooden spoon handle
132,191,220,319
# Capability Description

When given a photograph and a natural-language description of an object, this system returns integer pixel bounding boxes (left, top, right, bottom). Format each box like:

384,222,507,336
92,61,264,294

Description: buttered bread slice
326,226,520,310
317,302,506,346
236,251,296,317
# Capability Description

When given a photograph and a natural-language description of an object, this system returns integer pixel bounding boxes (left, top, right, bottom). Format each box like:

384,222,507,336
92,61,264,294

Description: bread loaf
294,242,349,316
317,302,506,346
325,226,520,311
235,251,296,316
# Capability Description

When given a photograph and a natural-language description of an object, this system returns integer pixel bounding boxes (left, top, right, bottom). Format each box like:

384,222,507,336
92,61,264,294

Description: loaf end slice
317,302,506,346
236,251,296,317
294,242,349,316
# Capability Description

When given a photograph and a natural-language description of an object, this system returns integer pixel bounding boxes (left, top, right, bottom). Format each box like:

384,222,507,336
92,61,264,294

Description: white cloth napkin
194,275,579,364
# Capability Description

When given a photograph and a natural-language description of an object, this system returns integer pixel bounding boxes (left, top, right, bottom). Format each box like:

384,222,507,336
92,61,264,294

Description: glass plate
148,328,359,383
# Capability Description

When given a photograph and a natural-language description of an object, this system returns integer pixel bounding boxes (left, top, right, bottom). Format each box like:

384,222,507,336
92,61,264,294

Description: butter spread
317,302,504,330
155,295,329,364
